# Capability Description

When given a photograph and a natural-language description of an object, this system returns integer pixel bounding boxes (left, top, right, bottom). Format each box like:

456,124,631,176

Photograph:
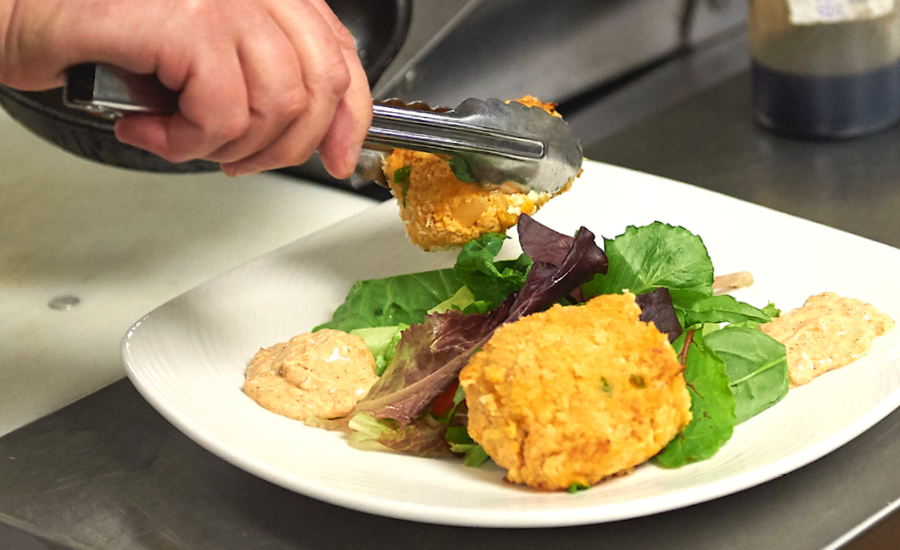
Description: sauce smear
244,329,379,421
761,292,894,387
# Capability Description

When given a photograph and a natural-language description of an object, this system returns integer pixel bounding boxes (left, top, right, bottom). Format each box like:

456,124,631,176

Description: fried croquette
459,293,692,491
382,96,575,252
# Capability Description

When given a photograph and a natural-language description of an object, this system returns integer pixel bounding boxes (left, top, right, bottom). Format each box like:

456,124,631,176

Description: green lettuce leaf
453,233,531,309
317,232,526,333
315,269,462,332
350,324,408,376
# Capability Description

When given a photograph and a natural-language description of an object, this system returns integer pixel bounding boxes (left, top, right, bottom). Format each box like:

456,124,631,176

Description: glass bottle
748,0,900,138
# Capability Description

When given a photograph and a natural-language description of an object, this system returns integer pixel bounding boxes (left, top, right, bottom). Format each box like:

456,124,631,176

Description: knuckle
280,88,309,121
333,24,357,52
323,61,351,96
217,110,251,143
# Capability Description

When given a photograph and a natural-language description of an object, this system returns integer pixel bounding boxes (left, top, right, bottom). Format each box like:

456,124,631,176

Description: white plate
122,161,900,528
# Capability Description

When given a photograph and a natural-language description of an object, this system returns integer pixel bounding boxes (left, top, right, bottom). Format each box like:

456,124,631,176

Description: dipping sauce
243,329,379,421
761,292,895,387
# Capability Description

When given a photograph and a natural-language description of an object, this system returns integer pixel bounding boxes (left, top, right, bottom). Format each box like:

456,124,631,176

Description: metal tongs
63,63,582,194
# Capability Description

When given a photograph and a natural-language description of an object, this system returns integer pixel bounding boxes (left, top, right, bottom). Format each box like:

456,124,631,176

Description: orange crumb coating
383,96,575,252
459,293,692,491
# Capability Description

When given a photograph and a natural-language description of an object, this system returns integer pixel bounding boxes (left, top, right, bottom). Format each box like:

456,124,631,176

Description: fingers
7,0,373,176
310,0,373,179
218,0,362,177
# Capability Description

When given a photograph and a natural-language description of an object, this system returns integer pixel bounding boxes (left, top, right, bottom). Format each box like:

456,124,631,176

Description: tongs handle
366,104,545,162
61,64,581,195
62,63,545,163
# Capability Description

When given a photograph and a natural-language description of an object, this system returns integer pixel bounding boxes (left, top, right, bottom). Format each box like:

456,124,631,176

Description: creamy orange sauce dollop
243,329,379,421
761,292,895,387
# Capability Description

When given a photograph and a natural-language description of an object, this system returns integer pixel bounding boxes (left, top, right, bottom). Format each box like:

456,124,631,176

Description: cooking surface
0,108,376,438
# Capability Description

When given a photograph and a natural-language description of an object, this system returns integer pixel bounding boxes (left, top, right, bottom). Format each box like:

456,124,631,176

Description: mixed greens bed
314,215,789,471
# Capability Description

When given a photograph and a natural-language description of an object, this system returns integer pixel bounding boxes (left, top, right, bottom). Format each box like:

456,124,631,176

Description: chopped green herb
446,155,475,183
567,482,590,494
761,302,781,319
601,378,614,395
446,425,490,467
629,374,646,389
394,165,412,207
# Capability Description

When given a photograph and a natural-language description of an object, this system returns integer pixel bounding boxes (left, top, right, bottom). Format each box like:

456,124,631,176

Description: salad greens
656,330,735,467
315,215,789,468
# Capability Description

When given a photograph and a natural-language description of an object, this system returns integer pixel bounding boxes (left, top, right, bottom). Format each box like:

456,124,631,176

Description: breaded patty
459,293,692,491
382,96,573,251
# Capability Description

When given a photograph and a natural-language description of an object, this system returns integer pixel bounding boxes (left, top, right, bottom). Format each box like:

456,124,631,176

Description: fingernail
223,164,257,177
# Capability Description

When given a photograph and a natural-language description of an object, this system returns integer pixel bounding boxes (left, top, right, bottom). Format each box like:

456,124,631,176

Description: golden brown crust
382,96,574,252
459,293,692,491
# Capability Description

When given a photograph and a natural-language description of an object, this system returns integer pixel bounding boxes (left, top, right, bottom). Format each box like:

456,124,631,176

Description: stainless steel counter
4,21,900,550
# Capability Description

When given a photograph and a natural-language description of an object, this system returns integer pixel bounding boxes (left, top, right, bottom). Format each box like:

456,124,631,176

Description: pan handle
63,63,179,118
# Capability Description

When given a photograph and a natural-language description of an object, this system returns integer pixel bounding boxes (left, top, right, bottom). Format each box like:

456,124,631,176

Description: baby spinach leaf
680,295,771,328
705,326,789,424
583,222,714,308
656,330,736,468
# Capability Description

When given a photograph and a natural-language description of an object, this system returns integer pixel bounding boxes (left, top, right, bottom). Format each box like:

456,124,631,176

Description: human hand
0,0,372,178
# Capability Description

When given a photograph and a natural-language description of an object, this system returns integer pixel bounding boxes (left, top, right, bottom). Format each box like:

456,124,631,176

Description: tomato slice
430,380,460,416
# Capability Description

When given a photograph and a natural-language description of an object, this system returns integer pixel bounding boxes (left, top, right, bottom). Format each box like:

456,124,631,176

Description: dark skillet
0,0,411,173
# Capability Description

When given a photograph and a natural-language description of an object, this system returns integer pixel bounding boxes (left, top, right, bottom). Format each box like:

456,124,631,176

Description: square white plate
122,161,900,527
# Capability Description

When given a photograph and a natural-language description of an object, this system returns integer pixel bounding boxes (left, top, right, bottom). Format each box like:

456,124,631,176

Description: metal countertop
4,29,900,550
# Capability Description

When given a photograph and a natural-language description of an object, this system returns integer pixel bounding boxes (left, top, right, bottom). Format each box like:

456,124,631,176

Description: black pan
0,0,411,173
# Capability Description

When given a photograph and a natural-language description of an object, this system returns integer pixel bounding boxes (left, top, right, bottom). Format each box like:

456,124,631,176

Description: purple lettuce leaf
352,302,509,423
635,287,682,343
506,216,609,320
352,215,609,425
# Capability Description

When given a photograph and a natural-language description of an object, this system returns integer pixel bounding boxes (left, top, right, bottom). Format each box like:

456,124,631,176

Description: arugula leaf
583,223,714,308
656,330,736,467
680,295,771,328
315,269,462,332
395,166,412,207
453,233,531,309
705,326,789,424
